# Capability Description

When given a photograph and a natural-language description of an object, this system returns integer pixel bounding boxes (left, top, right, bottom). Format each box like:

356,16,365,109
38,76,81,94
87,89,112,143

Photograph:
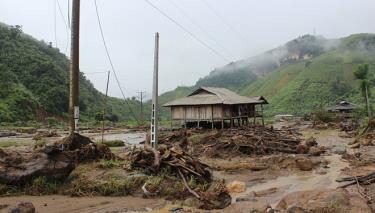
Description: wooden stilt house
163,87,268,129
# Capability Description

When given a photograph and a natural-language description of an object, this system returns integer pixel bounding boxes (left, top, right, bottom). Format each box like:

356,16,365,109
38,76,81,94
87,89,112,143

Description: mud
1,122,373,212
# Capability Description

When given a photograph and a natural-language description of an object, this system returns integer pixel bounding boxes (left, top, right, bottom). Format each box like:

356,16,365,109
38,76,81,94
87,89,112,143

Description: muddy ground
1,121,374,212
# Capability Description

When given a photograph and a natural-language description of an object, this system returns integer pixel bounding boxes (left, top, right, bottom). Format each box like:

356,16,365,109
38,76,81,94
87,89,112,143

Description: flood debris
0,132,17,138
130,136,232,209
0,147,74,185
337,171,375,188
0,133,115,185
170,126,322,158
32,130,60,140
130,144,212,182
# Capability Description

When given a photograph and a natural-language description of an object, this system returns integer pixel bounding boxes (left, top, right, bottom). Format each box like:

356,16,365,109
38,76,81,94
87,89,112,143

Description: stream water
92,132,146,146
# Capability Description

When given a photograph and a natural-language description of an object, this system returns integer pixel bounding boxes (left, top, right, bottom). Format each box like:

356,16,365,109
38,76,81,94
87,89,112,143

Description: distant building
327,101,358,113
163,87,268,129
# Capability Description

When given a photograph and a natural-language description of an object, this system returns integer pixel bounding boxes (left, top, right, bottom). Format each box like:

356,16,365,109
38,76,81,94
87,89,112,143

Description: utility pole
137,91,146,124
101,71,110,142
151,32,159,149
69,0,80,135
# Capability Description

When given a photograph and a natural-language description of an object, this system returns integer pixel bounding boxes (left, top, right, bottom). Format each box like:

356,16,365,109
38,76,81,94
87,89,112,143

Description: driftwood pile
337,171,375,188
130,143,212,183
193,126,319,158
130,136,232,209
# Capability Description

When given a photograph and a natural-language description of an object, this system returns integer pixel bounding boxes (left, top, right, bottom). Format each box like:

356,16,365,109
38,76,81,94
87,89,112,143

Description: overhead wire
201,0,250,45
54,0,58,47
93,0,140,124
56,0,70,54
168,0,234,60
144,0,230,62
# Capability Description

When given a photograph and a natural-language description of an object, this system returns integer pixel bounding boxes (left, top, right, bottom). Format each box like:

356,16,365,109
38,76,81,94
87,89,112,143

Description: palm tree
353,64,371,118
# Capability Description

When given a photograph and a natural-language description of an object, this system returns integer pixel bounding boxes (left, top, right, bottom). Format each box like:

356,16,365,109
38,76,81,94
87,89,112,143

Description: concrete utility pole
69,0,80,135
151,32,159,148
101,71,110,142
137,91,146,124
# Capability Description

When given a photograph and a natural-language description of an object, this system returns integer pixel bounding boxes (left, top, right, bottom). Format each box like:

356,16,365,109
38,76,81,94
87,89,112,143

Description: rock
305,137,317,147
316,169,327,175
296,144,308,154
308,146,323,156
183,197,204,208
287,206,308,213
295,156,313,171
350,142,360,149
0,148,75,185
0,132,17,137
361,139,373,146
8,202,35,213
235,192,255,202
276,188,372,213
254,187,278,197
227,181,246,193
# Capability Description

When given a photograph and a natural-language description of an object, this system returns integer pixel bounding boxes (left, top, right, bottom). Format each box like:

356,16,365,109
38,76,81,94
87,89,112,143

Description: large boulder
0,148,74,184
8,202,35,213
276,188,372,213
295,156,313,171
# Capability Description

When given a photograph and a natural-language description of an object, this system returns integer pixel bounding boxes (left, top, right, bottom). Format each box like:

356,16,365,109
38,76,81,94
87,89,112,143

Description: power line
54,0,58,47
56,0,70,54
144,0,230,62
201,0,250,45
168,0,234,60
94,0,140,124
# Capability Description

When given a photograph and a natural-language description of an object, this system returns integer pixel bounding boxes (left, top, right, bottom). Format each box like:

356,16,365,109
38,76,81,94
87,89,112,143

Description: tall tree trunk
366,85,372,118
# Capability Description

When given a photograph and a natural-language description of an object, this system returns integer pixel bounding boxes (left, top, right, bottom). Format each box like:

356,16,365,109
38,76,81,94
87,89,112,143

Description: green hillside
158,33,375,118
0,24,140,122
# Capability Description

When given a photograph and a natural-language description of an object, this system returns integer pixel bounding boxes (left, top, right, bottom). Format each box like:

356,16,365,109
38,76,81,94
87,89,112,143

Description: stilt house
163,87,268,129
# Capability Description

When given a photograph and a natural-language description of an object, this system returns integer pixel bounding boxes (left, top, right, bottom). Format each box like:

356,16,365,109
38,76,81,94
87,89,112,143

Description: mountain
0,24,140,122
158,34,375,118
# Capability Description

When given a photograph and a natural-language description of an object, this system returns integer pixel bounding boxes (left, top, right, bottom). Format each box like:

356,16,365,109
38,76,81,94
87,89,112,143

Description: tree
353,64,372,118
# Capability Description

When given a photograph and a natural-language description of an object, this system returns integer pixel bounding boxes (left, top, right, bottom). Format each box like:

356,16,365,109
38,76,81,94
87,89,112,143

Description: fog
1,0,375,99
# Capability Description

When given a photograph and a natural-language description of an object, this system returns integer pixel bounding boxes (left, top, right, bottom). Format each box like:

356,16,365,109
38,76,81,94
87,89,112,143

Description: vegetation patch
99,140,124,147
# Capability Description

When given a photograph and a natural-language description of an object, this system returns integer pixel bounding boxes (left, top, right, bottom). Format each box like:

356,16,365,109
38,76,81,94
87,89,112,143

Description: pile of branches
196,126,310,158
130,143,212,183
337,171,375,188
129,139,232,209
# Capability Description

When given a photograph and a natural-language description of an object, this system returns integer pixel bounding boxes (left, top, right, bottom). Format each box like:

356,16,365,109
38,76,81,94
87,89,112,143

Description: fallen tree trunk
337,171,375,188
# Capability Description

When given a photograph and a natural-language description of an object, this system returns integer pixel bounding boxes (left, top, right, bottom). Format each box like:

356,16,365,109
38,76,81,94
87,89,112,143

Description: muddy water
232,127,352,207
91,132,146,146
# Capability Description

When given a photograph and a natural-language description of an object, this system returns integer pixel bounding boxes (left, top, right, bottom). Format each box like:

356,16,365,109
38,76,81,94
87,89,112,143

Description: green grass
0,140,31,148
99,140,124,147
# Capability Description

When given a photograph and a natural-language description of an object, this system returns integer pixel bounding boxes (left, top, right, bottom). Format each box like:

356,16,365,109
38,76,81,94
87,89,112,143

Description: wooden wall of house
171,105,223,120
170,104,259,120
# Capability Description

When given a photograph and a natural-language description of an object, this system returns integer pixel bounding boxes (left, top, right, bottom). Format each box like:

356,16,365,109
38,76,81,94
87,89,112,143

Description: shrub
100,140,124,147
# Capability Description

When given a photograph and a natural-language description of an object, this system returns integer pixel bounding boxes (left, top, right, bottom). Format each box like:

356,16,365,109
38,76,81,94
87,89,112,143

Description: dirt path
0,195,166,213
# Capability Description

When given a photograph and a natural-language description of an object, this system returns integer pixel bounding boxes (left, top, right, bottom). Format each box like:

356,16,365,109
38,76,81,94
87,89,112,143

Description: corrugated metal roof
164,87,268,106
327,101,357,111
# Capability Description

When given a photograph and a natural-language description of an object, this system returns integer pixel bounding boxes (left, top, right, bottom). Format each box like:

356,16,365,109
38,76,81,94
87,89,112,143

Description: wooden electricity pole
101,71,110,142
69,0,80,135
151,32,159,148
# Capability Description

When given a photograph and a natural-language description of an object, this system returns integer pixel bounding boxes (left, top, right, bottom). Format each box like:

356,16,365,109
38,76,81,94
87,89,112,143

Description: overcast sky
1,0,375,99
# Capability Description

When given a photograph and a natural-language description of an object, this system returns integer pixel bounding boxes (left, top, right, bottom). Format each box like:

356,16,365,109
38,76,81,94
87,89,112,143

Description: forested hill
0,24,139,122
157,34,375,118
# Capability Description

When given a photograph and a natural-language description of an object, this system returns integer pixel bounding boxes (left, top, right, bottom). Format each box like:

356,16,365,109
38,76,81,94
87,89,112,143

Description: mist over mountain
158,33,375,118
